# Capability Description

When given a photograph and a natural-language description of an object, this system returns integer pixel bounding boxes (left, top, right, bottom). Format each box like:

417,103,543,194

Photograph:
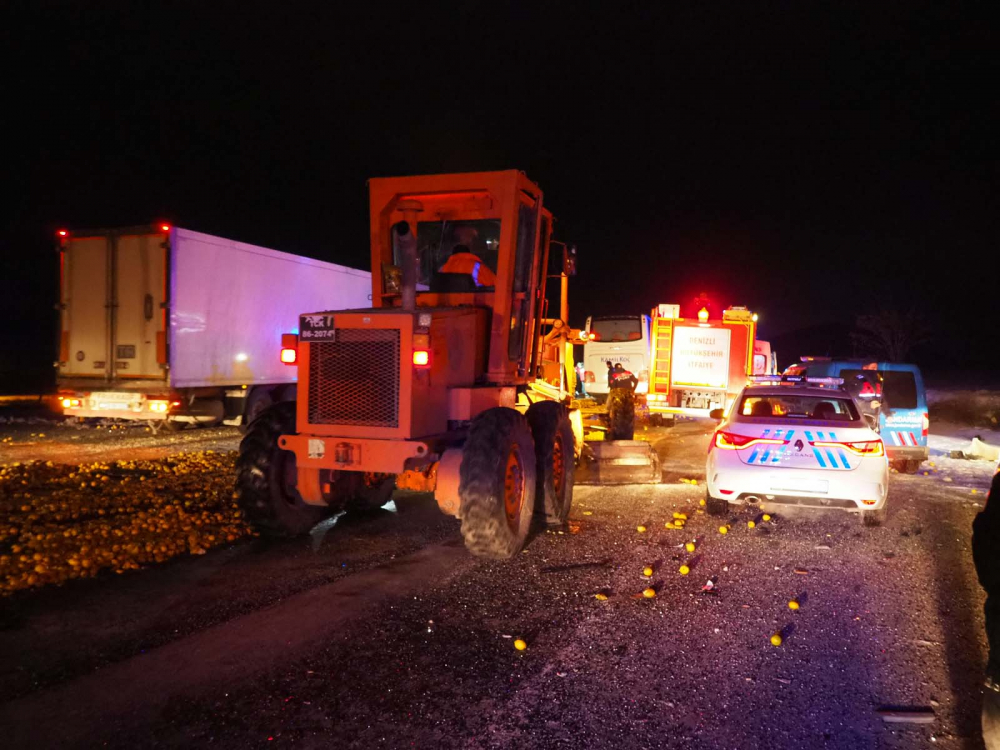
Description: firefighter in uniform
606,363,638,440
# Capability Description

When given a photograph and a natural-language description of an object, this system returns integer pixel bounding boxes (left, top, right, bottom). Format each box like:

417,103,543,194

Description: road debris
876,708,935,724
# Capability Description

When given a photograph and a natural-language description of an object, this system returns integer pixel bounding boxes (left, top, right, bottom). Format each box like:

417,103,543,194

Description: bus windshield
590,317,642,342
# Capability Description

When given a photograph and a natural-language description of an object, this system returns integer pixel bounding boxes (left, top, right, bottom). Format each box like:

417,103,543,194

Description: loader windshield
401,219,501,292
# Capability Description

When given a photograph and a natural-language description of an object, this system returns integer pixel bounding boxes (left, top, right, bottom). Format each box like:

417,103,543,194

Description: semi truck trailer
56,224,370,429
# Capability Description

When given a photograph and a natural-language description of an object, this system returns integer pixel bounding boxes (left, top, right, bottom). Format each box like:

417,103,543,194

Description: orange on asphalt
514,638,527,651
642,587,656,598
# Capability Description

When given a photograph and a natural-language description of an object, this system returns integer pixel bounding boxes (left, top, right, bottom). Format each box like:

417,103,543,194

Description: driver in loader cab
438,245,496,288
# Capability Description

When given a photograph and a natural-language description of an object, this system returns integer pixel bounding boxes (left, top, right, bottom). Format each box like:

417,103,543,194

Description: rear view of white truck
56,224,370,429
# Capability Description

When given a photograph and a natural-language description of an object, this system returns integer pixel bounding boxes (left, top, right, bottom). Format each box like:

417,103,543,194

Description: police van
783,358,929,473
582,315,651,401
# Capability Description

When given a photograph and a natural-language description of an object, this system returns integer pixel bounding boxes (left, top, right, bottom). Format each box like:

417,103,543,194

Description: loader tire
459,407,537,559
705,490,730,517
235,401,328,537
526,401,575,526
240,387,274,435
345,473,396,513
607,388,635,441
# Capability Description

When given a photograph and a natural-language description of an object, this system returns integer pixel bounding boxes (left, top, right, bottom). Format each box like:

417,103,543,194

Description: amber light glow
412,349,431,367
280,348,297,364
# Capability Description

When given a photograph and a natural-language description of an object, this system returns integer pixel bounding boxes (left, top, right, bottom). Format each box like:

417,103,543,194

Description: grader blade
577,440,661,485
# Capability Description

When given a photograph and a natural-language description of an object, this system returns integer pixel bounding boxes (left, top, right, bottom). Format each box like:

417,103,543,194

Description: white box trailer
56,224,371,428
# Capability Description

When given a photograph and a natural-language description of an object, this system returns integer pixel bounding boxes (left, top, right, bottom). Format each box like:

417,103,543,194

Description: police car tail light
714,431,788,450
922,412,929,437
811,439,884,457
280,333,298,365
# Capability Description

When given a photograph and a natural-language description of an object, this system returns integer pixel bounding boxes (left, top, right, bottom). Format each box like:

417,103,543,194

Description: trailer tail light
61,398,81,409
922,412,929,437
148,400,170,413
811,439,884,457
412,349,431,368
714,431,788,451
584,370,595,383
280,333,298,365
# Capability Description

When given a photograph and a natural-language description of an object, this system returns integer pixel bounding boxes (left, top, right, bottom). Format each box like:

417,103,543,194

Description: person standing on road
606,360,614,389
974,466,1000,748
610,362,638,392
575,361,588,398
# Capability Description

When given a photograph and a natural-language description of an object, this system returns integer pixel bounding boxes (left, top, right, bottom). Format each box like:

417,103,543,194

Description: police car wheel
235,401,329,537
705,491,730,516
862,505,887,527
526,401,575,526
459,408,537,559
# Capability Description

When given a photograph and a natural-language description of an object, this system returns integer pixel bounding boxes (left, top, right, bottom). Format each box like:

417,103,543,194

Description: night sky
4,2,997,389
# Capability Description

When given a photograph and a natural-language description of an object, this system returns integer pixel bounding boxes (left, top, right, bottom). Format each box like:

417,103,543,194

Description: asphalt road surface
0,414,994,750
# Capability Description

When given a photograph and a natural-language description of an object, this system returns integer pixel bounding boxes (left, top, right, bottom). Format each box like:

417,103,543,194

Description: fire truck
645,304,760,419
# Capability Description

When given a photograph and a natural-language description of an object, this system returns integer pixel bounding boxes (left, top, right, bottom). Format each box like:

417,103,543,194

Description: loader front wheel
235,401,328,537
526,401,575,526
459,408,537,559
607,388,635,440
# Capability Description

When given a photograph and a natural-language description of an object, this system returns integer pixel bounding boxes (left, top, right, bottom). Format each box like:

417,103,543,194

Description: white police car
705,378,889,525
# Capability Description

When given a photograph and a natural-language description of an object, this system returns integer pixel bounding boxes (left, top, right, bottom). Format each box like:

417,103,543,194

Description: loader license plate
300,314,336,340
770,476,829,494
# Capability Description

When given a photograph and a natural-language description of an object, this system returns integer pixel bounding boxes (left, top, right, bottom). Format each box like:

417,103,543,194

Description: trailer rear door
60,236,111,378
113,233,167,379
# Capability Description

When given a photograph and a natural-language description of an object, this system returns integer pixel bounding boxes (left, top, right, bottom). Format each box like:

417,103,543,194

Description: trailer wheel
607,388,635,440
235,401,328,536
705,490,730,516
526,401,574,526
345,473,396,512
459,407,537,559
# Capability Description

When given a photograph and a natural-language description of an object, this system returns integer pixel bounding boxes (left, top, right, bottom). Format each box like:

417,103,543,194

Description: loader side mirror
709,408,725,420
564,244,577,276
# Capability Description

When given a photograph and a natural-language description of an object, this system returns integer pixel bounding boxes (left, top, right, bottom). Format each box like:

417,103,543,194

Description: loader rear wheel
526,401,575,526
459,408,537,559
607,388,635,440
705,490,730,516
235,401,328,537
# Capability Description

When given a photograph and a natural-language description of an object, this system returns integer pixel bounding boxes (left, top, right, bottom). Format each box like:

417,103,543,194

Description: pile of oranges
0,451,252,594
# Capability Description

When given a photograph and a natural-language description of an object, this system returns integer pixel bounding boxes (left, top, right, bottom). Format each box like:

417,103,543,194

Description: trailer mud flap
576,440,661,485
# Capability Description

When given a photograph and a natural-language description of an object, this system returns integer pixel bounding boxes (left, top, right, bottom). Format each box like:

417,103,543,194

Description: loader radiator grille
308,329,400,427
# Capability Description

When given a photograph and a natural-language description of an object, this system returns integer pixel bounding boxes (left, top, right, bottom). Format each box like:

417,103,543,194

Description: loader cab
370,170,555,384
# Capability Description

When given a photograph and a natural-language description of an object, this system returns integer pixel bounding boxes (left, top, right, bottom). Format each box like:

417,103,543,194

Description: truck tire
705,490,730,516
862,505,887,527
235,401,329,536
459,407,537,559
607,388,635,440
526,401,574,526
345,473,396,512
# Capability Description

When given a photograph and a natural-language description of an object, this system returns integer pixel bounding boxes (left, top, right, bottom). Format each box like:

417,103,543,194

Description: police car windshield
737,394,860,422
401,219,501,291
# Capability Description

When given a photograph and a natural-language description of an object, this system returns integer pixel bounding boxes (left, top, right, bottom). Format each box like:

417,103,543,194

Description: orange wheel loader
235,170,586,558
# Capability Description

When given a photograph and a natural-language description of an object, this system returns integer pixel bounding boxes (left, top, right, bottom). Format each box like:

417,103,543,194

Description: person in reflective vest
437,245,497,288
610,362,638,392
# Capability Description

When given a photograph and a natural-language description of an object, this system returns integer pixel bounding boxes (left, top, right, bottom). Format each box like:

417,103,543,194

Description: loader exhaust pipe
393,220,418,311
